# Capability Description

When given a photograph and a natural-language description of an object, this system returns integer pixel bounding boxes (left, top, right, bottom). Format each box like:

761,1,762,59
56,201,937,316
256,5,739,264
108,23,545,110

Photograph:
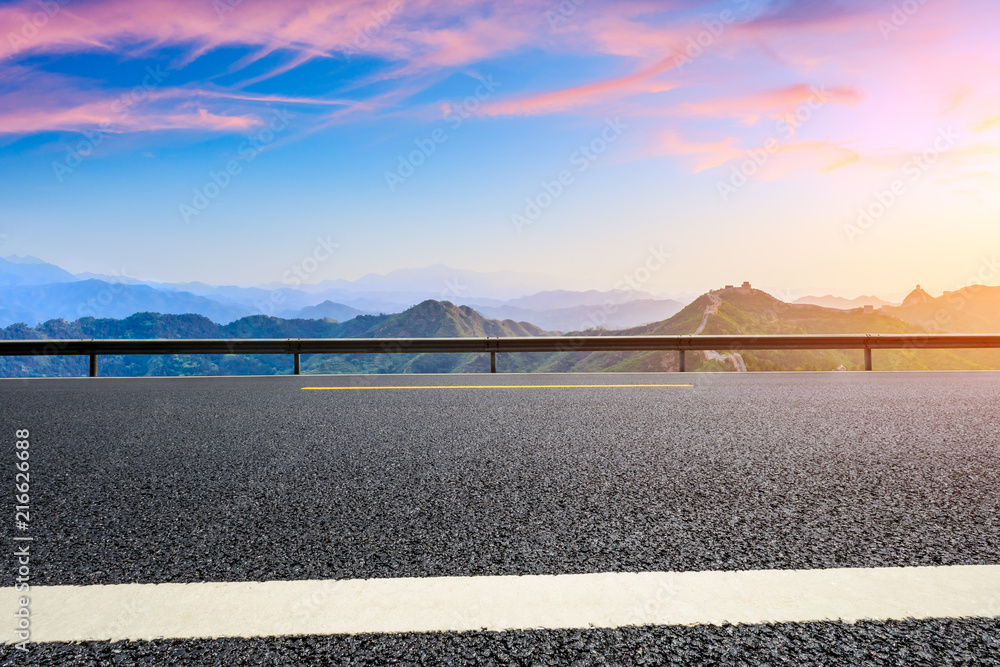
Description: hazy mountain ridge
0,256,673,330
292,301,368,322
468,298,683,332
4,267,1000,377
288,263,569,301
792,294,898,309
0,280,251,328
0,256,78,286
888,284,1000,333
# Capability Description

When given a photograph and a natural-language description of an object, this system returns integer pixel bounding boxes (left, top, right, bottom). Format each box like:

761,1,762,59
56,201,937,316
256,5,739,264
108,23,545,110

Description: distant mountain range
0,256,682,331
887,284,1000,333
0,301,547,377
0,255,77,285
4,283,1000,378
0,279,250,326
793,294,898,309
289,301,367,322
467,289,683,331
281,263,571,301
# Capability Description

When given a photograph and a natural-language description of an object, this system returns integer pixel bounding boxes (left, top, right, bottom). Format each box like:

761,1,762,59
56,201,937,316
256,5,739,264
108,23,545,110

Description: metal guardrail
2,333,1000,376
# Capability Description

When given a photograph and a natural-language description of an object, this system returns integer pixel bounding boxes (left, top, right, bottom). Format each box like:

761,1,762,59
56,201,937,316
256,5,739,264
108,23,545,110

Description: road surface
1,372,999,664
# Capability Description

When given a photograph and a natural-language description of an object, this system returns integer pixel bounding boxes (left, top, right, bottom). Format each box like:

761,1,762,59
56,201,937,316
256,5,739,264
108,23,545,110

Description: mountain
638,287,914,336
899,285,934,307
0,256,78,286
526,285,992,373
73,272,145,285
0,257,593,324
502,289,656,310
469,299,683,332
461,289,683,332
290,264,572,301
0,256,685,327
5,288,1000,378
793,294,897,309
0,280,249,327
889,284,1000,333
286,301,369,321
0,301,549,377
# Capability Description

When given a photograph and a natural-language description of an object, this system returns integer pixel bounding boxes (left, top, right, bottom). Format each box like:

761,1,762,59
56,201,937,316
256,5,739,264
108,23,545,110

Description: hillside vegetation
4,286,999,377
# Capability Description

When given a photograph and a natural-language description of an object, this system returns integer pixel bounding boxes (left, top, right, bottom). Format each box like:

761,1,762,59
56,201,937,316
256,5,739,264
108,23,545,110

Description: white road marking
4,565,999,643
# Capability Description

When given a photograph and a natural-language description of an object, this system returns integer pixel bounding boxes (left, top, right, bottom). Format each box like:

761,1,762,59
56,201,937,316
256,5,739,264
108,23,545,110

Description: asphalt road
2,371,999,664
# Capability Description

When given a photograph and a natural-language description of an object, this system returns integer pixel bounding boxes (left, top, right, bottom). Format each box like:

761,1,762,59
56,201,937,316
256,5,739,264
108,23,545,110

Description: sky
1,0,999,299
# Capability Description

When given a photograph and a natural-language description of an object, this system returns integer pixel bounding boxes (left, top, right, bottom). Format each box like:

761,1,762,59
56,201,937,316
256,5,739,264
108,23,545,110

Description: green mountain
0,301,547,378
531,285,992,373
3,287,999,378
307,300,549,375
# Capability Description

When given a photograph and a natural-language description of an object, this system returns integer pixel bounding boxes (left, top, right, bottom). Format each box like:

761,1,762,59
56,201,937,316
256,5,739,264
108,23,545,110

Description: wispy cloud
2,0,998,192
480,56,678,117
676,84,862,126
658,130,742,172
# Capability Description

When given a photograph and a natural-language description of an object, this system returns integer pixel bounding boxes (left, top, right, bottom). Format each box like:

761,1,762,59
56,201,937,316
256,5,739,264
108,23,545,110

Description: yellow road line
301,384,693,390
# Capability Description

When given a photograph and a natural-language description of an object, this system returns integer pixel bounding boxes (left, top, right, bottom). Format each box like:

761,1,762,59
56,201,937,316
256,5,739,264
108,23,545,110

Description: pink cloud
658,130,742,172
0,0,549,135
480,56,678,117
677,84,863,126
658,130,861,177
2,0,995,187
577,12,692,60
764,140,862,177
0,0,537,74
0,69,262,135
0,99,260,135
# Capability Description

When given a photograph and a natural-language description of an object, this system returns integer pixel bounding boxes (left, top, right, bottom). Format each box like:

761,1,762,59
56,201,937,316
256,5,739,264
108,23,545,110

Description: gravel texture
3,372,999,663
2,372,999,586
3,618,999,666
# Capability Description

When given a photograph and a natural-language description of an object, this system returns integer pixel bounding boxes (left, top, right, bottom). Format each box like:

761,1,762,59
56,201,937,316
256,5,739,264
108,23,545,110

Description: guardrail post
490,351,497,373
678,350,685,372
294,353,301,375
89,354,98,378
864,348,873,371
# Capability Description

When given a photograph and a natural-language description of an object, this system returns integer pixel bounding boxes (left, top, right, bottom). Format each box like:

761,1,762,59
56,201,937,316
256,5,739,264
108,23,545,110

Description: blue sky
2,0,999,298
